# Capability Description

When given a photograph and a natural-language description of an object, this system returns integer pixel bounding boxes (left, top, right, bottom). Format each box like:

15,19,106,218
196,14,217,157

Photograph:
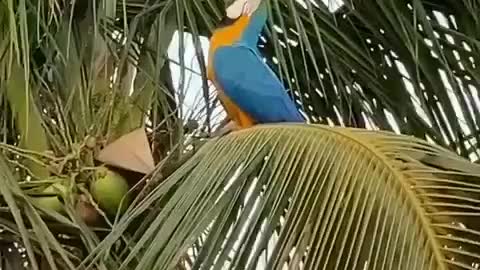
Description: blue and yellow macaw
207,0,304,129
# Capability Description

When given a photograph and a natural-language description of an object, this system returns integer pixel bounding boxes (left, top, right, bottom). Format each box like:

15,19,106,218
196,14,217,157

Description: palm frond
86,124,480,269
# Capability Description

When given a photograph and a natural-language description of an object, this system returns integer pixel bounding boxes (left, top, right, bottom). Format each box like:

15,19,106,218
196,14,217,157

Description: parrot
207,0,304,130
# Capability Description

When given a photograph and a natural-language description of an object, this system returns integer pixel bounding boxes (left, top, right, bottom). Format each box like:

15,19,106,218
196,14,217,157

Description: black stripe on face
218,16,240,28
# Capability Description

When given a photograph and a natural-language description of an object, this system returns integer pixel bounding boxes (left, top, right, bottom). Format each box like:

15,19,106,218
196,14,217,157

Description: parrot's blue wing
213,45,304,123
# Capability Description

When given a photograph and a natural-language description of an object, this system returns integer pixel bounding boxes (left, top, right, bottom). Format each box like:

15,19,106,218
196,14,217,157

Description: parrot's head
216,0,261,29
215,0,249,29
208,0,263,47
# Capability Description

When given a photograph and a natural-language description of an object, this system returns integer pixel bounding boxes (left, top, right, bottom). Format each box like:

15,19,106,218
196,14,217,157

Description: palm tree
1,0,480,269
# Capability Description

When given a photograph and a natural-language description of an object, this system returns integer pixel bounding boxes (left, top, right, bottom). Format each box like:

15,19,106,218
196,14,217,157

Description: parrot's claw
211,121,239,137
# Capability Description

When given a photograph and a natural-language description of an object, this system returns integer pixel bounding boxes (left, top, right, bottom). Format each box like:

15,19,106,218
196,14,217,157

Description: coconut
91,167,130,215
34,182,67,213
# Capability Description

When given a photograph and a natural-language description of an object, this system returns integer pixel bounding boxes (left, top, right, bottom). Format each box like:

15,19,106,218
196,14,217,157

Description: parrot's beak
216,0,248,30
221,0,262,29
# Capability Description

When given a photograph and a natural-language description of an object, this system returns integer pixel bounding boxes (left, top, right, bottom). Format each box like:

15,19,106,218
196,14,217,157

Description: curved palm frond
86,124,480,269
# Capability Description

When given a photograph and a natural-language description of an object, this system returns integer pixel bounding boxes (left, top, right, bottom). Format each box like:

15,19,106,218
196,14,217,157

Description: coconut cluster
33,167,131,224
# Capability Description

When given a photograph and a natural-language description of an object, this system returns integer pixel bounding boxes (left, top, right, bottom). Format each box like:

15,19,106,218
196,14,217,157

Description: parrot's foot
211,121,239,137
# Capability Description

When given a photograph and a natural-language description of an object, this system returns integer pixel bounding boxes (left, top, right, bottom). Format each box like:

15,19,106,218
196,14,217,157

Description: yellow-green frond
88,124,480,269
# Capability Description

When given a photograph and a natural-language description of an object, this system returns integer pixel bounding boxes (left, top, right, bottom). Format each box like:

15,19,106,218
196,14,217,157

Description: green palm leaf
86,124,480,269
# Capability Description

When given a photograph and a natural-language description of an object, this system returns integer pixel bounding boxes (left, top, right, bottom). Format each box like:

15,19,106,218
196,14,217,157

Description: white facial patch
226,0,263,18
226,0,248,19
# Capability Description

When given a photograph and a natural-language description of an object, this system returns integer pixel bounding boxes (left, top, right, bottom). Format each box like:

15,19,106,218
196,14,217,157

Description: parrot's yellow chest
207,16,256,128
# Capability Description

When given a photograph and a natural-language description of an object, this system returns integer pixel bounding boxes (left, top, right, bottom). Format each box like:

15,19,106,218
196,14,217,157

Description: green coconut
91,168,130,215
34,182,68,213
